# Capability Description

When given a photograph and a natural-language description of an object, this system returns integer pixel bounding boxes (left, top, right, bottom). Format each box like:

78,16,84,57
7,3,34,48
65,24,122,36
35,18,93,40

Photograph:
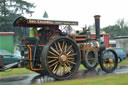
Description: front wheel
83,50,98,70
99,49,118,73
41,36,81,80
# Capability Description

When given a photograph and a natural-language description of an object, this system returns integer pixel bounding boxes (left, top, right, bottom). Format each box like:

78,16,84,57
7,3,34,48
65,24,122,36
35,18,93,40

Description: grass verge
118,59,128,66
0,60,128,76
79,59,128,69
32,73,128,85
0,68,35,76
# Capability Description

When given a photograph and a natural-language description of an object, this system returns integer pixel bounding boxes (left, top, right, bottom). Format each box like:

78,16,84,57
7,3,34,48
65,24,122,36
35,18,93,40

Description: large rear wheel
41,36,81,80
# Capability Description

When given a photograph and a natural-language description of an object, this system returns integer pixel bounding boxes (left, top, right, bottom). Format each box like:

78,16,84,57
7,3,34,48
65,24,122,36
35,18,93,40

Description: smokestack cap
94,15,101,19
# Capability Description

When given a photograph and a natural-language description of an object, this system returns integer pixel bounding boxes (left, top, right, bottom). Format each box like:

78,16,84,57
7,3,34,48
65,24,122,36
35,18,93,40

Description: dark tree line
103,19,128,39
0,0,35,43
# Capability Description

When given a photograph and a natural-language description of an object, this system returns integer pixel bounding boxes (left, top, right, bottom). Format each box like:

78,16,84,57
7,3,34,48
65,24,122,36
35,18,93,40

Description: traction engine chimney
94,15,101,40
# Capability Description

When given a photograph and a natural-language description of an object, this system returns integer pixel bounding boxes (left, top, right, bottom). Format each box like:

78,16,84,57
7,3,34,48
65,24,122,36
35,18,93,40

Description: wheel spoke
58,42,62,52
65,63,71,72
66,49,72,55
67,53,76,57
67,57,75,60
60,66,63,76
48,56,58,59
66,62,72,69
54,42,59,52
48,59,57,64
49,61,59,68
109,52,113,58
63,63,66,74
105,63,109,67
64,43,67,53
52,64,58,73
62,40,65,50
109,62,112,68
104,59,108,62
50,47,60,55
106,52,109,58
48,51,57,56
103,61,106,65
66,45,72,53
101,50,118,72
67,60,76,64
56,64,61,74
43,37,81,79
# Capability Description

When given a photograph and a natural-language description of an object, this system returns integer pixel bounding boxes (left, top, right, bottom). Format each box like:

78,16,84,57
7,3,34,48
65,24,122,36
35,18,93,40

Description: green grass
0,68,35,76
79,64,85,69
79,59,128,69
32,74,128,85
0,60,128,76
119,60,128,66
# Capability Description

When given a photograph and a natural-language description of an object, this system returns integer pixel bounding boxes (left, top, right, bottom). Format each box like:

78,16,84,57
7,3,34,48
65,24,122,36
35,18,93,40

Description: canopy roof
13,16,78,27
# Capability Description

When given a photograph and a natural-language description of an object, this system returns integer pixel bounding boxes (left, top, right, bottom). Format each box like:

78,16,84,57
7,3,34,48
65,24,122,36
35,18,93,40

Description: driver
29,27,40,40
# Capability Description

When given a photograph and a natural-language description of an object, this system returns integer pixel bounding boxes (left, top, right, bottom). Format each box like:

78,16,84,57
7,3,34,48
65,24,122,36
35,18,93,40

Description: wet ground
1,65,128,85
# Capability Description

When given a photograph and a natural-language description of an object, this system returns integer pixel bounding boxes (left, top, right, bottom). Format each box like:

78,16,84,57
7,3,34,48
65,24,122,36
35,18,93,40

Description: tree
116,19,127,29
103,19,128,39
103,25,121,39
0,0,35,43
43,11,48,18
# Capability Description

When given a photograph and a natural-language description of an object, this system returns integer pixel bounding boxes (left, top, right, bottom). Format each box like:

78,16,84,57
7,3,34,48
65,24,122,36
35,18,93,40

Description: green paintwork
0,34,14,53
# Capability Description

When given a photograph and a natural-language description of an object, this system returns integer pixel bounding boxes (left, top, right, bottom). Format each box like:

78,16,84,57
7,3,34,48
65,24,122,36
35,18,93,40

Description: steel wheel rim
86,51,97,67
46,38,80,77
102,50,116,70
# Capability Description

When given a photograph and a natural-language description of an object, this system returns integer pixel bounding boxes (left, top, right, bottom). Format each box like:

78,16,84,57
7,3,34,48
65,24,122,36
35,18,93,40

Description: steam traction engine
13,15,118,80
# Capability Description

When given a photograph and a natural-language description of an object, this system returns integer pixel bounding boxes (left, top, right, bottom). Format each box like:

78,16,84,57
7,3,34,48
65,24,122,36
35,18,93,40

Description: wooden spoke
42,37,81,79
49,61,59,68
67,53,76,57
109,62,112,68
60,67,63,76
109,52,113,58
66,45,72,53
111,63,114,67
112,60,115,63
56,64,61,74
100,50,118,73
106,52,110,58
48,59,57,64
62,40,65,50
103,61,106,65
48,56,58,59
63,63,66,74
48,51,57,56
64,43,67,53
106,63,109,67
67,57,75,60
50,47,60,55
66,49,72,55
58,42,62,52
65,63,70,72
103,59,108,62
104,63,107,67
67,60,76,65
66,62,72,69
107,63,109,67
52,64,58,73
54,42,59,52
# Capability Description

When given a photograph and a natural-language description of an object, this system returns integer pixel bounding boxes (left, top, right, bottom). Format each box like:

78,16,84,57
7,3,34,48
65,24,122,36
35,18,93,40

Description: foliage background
0,0,35,45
